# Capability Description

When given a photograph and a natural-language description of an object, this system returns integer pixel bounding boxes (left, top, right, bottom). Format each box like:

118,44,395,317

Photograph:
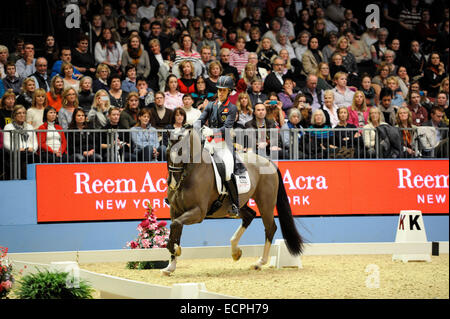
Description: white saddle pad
210,153,251,195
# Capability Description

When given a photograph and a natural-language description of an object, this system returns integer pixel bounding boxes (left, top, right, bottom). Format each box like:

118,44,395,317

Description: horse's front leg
162,206,203,276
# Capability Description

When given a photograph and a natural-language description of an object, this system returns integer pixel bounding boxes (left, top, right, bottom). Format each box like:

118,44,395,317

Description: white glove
202,127,214,138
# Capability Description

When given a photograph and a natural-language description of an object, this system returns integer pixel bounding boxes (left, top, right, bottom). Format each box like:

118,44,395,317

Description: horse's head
167,124,202,166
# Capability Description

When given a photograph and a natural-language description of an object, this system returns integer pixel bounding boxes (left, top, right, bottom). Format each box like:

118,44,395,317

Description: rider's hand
202,127,214,138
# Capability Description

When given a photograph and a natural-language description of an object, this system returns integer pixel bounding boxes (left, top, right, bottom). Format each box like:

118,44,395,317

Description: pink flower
141,239,151,248
158,221,167,228
139,219,150,229
128,241,138,249
1,280,12,290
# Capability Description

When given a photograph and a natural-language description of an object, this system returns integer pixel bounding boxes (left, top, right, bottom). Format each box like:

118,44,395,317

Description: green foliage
17,269,94,299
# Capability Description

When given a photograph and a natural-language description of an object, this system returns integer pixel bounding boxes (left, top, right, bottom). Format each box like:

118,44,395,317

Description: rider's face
217,88,229,102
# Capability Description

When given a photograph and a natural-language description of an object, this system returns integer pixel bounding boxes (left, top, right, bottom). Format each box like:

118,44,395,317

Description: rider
195,75,240,217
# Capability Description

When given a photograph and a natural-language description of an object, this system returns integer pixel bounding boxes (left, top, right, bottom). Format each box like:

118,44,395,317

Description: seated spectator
334,36,358,79
382,50,398,75
0,90,16,129
321,32,338,63
87,90,111,129
30,57,51,92
346,29,373,76
95,28,124,75
274,33,295,61
422,52,448,99
293,94,313,128
302,36,323,76
177,60,196,94
386,76,406,108
405,40,426,80
37,106,68,163
248,77,267,107
248,52,268,81
256,37,278,73
121,64,138,93
78,76,95,114
372,62,391,89
164,74,184,110
245,26,261,53
181,93,201,125
332,72,355,108
363,106,387,158
236,92,253,128
175,34,201,63
395,106,419,158
66,108,102,162
47,75,64,112
61,62,80,92
422,106,448,143
101,107,133,162
150,91,173,130
293,30,310,62
264,92,285,128
410,80,433,112
263,56,286,94
236,63,256,94
321,89,339,128
281,108,306,159
370,27,389,66
219,48,239,83
278,77,298,113
205,61,223,95
306,109,337,159
378,87,398,126
348,90,371,128
108,74,129,110
71,34,96,79
148,38,170,92
335,106,362,156
162,107,186,148
2,62,23,95
16,77,36,110
92,64,111,93
3,104,38,179
15,42,36,79
121,34,151,78
136,76,155,109
407,90,429,126
329,53,348,79
50,47,83,79
396,66,410,97
434,92,449,126
301,74,323,112
360,74,379,107
58,88,79,130
192,76,215,110
230,36,249,76
131,108,165,161
3,105,38,179
316,62,333,91
244,103,284,160
119,92,140,129
26,88,47,129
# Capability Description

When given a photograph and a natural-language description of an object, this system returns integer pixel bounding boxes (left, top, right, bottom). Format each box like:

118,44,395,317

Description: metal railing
1,127,448,180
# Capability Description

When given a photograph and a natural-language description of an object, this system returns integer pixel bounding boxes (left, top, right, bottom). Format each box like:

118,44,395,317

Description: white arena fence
1,127,448,180
8,241,448,299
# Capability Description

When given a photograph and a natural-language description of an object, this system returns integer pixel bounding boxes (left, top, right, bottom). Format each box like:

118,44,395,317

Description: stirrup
229,204,240,218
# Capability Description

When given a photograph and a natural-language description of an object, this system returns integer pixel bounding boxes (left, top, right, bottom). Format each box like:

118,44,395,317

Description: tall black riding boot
225,174,240,217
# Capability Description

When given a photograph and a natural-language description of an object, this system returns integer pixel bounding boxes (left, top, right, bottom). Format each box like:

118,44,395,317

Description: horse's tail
276,168,304,256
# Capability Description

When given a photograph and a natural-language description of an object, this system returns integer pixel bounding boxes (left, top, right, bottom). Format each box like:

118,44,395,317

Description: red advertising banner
35,160,449,223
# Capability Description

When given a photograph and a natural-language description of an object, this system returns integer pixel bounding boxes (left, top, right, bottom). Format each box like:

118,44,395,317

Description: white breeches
204,139,234,181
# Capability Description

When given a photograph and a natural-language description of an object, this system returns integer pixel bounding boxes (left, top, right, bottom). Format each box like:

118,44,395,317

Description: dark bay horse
162,128,304,275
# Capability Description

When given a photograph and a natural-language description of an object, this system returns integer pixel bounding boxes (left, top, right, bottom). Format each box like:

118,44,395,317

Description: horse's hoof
232,248,242,261
161,269,172,276
174,244,182,257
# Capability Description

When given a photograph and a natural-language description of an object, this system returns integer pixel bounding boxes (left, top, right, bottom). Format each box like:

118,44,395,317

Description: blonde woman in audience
58,88,79,130
61,62,80,91
363,106,386,157
87,89,112,129
26,88,48,129
47,75,64,111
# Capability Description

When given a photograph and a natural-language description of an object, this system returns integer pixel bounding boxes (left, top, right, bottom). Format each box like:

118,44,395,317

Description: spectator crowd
0,0,449,179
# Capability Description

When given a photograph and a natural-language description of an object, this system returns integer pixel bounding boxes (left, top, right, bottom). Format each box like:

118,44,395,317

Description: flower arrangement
126,205,170,269
0,247,14,299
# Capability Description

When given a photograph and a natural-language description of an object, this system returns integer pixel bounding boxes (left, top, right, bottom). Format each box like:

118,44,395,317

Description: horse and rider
162,75,303,275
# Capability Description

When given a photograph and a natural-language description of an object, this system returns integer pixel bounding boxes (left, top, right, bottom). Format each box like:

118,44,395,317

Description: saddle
207,152,251,216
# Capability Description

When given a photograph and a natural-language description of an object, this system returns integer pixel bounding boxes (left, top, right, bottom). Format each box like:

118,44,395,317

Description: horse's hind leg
252,198,277,270
230,205,256,261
